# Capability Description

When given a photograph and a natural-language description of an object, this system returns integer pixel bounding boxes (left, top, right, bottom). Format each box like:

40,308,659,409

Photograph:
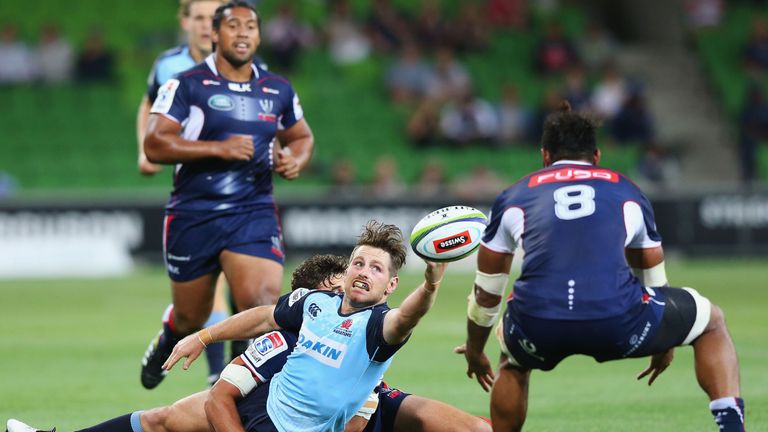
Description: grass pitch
0,259,765,431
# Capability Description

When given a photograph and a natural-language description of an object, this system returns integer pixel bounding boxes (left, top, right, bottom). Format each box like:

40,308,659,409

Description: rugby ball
410,206,488,262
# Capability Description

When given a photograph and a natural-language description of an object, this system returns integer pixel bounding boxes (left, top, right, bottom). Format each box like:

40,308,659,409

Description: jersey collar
204,54,260,80
553,160,592,166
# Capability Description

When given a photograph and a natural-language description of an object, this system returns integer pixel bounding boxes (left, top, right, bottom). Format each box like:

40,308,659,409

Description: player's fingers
163,352,178,371
636,367,651,380
182,351,199,370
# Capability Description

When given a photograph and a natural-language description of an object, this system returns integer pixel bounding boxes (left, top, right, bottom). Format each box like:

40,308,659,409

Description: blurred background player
136,0,230,389
461,102,744,432
139,0,314,390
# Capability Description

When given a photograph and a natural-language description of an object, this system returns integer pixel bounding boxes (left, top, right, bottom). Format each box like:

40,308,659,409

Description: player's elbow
144,133,168,163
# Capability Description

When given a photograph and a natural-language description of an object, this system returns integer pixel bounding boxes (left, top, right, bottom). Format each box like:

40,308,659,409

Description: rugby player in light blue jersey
140,0,314,392
164,221,450,432
461,102,745,432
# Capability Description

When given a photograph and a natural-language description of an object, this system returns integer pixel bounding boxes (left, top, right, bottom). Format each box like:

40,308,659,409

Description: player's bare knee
467,416,493,432
172,309,207,333
140,406,171,431
707,303,727,332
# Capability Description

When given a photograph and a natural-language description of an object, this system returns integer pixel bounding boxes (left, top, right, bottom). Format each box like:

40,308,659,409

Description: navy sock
75,412,142,432
204,310,227,379
710,397,745,432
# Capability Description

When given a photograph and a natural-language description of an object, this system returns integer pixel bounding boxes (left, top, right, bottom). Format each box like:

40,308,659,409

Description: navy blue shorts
162,205,284,281
364,382,410,432
499,286,704,371
237,380,278,432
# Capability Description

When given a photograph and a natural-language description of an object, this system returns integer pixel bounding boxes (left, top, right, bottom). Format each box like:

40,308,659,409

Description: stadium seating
0,1,638,193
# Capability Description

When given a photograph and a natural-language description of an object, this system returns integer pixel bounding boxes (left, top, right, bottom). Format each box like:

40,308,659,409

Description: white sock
709,396,738,411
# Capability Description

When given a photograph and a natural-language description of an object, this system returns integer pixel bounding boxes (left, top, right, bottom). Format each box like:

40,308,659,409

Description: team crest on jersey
207,94,235,111
151,79,180,114
333,319,354,337
258,99,277,122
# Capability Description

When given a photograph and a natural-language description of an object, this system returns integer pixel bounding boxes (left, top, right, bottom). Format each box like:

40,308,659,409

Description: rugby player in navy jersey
136,0,233,390
460,102,745,431
140,0,314,391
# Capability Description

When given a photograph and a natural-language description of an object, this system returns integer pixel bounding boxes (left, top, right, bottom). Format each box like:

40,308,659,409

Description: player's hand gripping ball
410,206,488,262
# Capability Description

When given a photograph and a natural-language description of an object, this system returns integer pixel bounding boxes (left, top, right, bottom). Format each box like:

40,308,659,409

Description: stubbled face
182,1,221,57
344,246,398,308
213,6,260,68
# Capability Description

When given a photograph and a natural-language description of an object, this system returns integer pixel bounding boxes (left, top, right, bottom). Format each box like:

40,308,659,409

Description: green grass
0,260,766,431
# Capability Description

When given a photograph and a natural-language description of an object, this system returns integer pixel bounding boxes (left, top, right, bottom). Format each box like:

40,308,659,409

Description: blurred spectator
684,0,724,31
0,171,18,198
385,43,433,104
327,0,371,65
439,91,498,146
75,29,115,82
413,0,449,51
738,83,768,183
35,23,74,84
413,158,448,198
743,16,768,74
576,21,618,73
496,83,530,145
533,21,579,75
591,61,628,120
263,4,315,72
407,98,441,146
486,0,528,29
427,47,472,101
635,142,680,187
609,86,655,144
561,65,591,112
451,165,506,200
0,24,34,84
528,86,564,144
369,155,407,199
451,3,491,52
367,0,411,53
328,158,362,198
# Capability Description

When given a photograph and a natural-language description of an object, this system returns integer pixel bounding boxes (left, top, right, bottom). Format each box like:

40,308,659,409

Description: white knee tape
220,363,258,397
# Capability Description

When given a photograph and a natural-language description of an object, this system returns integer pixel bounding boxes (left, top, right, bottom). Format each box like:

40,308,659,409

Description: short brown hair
290,254,349,291
353,220,407,276
178,0,225,20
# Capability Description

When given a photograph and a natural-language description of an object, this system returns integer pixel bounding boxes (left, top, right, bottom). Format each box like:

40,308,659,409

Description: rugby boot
140,330,173,389
6,419,56,432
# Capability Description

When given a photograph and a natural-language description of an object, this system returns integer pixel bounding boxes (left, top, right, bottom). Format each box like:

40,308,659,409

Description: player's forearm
285,135,314,171
144,133,223,163
465,319,493,354
385,281,439,344
205,306,277,343
136,96,151,152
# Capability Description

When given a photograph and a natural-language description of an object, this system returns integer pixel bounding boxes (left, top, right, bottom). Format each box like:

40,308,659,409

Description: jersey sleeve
364,304,410,362
149,76,190,124
239,330,297,383
146,59,161,103
278,84,304,131
481,190,523,254
273,288,311,332
624,189,662,248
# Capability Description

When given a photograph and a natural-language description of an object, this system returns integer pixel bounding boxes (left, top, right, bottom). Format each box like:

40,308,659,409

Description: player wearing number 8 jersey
461,102,745,432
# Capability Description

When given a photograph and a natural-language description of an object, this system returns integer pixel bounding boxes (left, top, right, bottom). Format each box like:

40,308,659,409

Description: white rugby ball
410,206,488,262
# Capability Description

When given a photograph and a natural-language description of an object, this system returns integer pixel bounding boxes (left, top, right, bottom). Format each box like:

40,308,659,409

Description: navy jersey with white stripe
150,54,302,212
267,290,406,432
482,160,661,320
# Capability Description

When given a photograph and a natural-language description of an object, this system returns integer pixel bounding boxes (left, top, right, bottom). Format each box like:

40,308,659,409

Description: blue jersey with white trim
150,55,303,212
267,290,405,432
482,161,661,320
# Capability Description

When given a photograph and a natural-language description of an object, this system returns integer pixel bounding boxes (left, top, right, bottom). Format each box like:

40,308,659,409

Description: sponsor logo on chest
296,328,347,368
228,82,251,92
207,94,235,111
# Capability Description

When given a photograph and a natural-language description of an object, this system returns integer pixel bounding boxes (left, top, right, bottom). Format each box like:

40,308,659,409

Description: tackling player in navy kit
461,103,745,432
140,1,314,390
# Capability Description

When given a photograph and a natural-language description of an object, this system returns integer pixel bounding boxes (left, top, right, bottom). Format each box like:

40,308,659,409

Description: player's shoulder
155,44,188,62
286,288,338,307
255,67,293,90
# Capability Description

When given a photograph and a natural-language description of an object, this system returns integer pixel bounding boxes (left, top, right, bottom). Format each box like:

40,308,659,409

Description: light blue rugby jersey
268,290,407,432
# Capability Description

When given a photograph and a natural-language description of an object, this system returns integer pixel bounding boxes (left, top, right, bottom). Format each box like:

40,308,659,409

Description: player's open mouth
234,42,250,54
352,280,369,291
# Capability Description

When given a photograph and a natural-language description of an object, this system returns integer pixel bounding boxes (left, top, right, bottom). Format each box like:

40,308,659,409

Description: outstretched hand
455,343,496,392
637,348,674,386
424,261,447,287
162,332,206,372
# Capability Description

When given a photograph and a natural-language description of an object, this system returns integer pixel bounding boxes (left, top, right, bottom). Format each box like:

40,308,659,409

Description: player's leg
489,363,530,432
141,274,218,389
141,391,211,432
219,251,283,358
392,395,492,432
203,274,228,385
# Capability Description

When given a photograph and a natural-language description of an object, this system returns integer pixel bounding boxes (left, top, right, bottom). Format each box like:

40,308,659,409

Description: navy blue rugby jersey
146,44,268,103
150,54,303,212
482,160,662,320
